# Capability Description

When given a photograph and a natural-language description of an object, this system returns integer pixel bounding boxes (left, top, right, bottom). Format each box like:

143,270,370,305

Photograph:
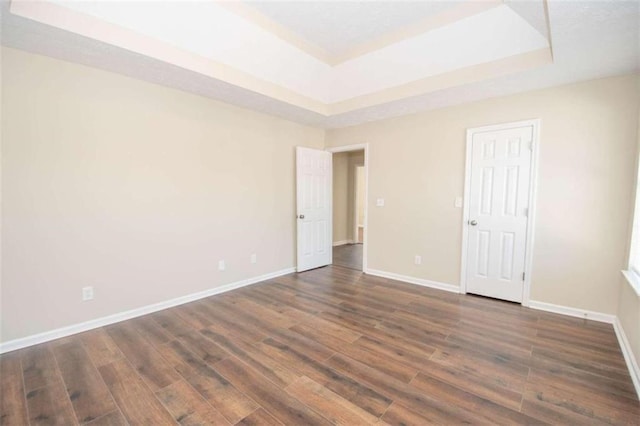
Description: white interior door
466,124,534,302
296,147,332,272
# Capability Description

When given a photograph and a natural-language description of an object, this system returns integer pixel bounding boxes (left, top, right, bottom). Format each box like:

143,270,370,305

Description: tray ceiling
1,1,638,128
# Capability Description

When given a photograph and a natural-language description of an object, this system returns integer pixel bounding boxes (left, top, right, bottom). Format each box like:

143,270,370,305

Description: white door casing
462,120,538,303
296,147,333,272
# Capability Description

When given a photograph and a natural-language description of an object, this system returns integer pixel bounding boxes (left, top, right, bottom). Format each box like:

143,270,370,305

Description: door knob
298,214,305,219
469,220,477,226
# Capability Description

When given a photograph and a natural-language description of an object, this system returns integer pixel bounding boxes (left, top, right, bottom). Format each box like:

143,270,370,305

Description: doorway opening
329,145,368,272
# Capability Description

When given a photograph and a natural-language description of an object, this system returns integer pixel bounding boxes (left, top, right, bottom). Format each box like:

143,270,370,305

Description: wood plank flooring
1,266,639,425
332,244,363,271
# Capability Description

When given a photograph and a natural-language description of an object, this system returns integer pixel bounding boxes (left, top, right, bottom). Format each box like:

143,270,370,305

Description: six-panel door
466,125,533,302
296,147,332,272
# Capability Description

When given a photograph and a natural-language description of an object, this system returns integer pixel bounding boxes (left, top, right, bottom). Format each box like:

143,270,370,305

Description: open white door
296,147,332,272
464,123,535,303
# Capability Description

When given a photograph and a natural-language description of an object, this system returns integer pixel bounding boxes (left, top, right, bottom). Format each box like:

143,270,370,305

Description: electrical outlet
218,260,226,271
414,255,422,265
376,198,385,207
82,286,94,301
250,253,257,264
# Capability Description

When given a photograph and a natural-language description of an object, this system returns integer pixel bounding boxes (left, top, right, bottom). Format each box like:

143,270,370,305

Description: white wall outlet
82,286,94,301
250,253,257,264
218,260,226,271
414,255,422,265
376,198,385,207
454,196,463,208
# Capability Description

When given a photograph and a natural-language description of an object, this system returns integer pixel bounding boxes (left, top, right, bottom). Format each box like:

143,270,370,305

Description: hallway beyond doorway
333,244,363,271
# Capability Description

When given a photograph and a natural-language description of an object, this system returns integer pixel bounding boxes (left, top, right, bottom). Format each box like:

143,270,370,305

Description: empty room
1,0,639,425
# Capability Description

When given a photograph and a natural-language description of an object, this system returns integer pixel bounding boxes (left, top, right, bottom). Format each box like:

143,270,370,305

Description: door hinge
522,272,526,281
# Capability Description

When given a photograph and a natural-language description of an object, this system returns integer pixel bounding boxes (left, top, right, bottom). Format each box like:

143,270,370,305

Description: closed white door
466,124,534,302
296,147,332,272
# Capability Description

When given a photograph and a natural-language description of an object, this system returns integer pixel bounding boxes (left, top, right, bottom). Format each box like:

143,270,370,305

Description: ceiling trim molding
542,0,554,60
10,0,328,115
329,47,553,115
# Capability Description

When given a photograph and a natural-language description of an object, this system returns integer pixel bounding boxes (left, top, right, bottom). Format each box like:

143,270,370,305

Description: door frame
327,143,369,272
459,119,540,306
353,165,365,244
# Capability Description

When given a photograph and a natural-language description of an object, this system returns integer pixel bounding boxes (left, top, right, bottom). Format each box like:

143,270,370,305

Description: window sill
621,270,640,298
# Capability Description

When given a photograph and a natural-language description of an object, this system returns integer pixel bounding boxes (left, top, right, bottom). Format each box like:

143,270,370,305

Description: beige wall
327,74,640,315
332,152,349,243
347,151,365,240
617,95,640,371
0,48,324,343
2,45,639,349
332,150,364,244
357,166,365,227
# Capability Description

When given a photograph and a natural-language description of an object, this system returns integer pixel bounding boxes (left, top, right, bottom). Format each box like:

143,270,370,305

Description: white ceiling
243,0,463,57
1,1,638,128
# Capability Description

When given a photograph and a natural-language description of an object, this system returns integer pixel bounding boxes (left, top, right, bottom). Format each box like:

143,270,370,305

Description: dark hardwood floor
1,265,639,425
332,244,363,271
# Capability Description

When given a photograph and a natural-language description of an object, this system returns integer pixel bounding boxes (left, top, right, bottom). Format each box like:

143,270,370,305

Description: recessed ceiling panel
329,5,550,102
244,0,464,57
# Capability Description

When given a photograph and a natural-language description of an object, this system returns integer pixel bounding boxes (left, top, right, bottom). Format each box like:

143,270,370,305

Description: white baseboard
528,300,616,324
528,300,640,397
613,317,640,398
333,240,353,246
365,268,460,294
3,265,639,400
0,267,295,354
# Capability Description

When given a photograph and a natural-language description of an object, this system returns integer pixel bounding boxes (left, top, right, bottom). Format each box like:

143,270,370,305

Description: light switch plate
454,196,463,208
82,286,94,301
376,198,385,207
